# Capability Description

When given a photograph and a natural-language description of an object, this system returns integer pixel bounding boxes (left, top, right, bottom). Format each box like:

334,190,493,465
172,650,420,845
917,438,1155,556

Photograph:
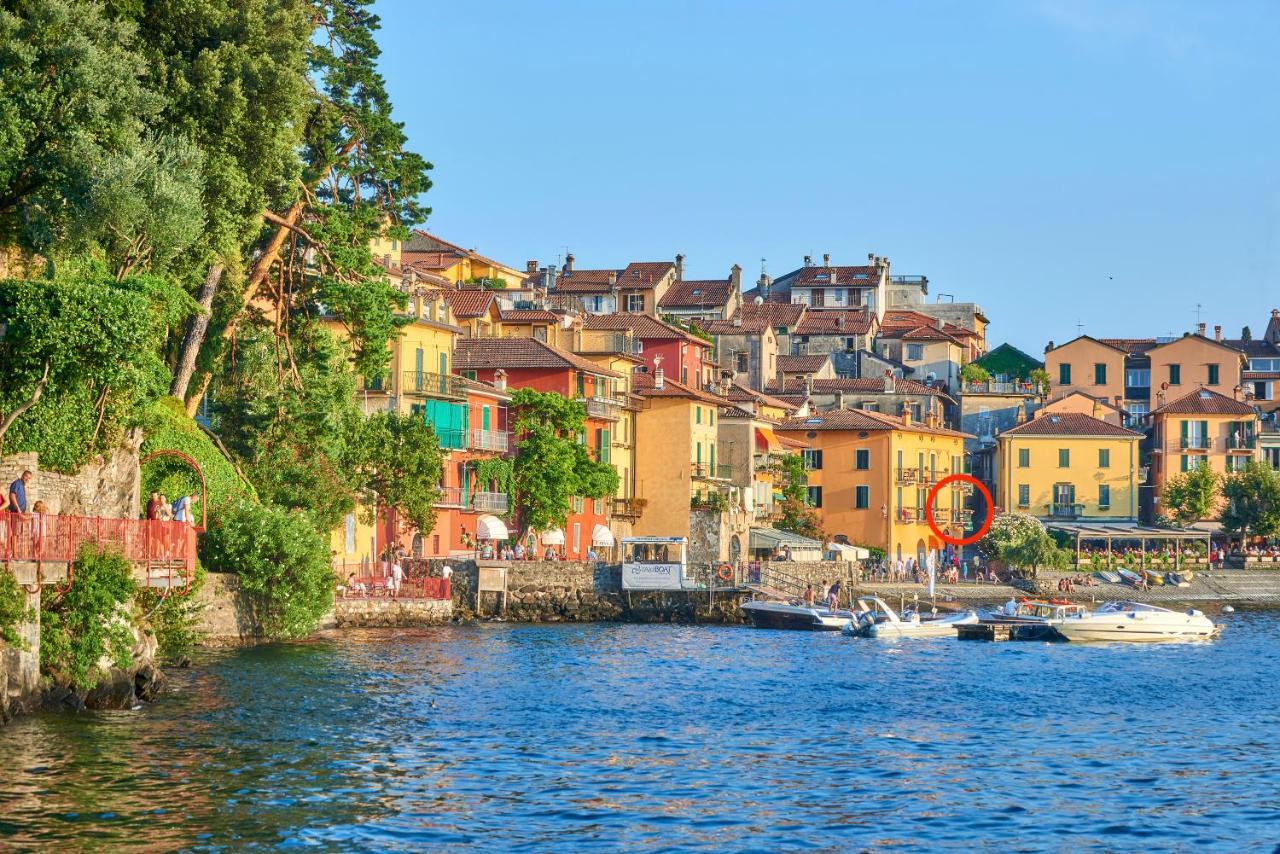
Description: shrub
136,563,206,664
0,568,34,649
41,546,137,688
198,500,333,639
140,396,253,516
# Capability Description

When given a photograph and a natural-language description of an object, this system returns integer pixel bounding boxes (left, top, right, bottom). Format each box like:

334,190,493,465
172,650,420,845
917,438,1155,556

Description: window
573,522,581,555
1017,484,1030,507
1094,363,1107,385
594,497,605,515
855,449,870,470
1208,363,1220,385
1059,363,1071,385
736,351,748,373
626,294,645,312
1180,455,1206,472
806,486,823,508
802,449,823,470
1058,448,1070,467
1125,368,1151,388
1018,448,1030,468
572,497,585,513
695,406,702,424
1168,363,1181,385
1098,448,1110,468
855,485,870,509
344,513,356,553
906,344,924,361
1098,484,1110,509
709,409,714,426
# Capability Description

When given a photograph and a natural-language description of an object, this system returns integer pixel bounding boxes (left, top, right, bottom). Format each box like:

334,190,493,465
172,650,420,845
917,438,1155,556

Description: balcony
1047,503,1086,519
951,508,974,525
435,487,466,507
471,492,509,513
1226,434,1257,451
898,508,917,523
401,370,468,400
470,429,510,453
579,396,624,420
895,467,918,485
576,333,641,355
611,497,645,520
1179,436,1212,451
691,462,734,481
961,380,1034,395
931,506,949,523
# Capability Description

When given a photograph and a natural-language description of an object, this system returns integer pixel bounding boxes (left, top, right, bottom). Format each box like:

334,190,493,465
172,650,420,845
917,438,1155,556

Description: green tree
40,546,138,689
776,453,823,541
977,512,1068,575
1029,368,1051,395
199,499,333,639
960,362,990,384
1221,461,1280,540
0,568,34,650
346,410,443,535
1159,464,1220,527
1241,326,1253,343
509,388,618,537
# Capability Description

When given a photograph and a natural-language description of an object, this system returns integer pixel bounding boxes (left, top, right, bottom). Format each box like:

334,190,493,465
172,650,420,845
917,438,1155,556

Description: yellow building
574,349,644,542
632,368,727,540
996,411,1142,523
774,409,970,560
401,230,525,288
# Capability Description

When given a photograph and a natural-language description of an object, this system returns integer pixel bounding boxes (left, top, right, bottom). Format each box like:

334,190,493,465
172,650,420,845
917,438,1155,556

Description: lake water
2,614,1279,851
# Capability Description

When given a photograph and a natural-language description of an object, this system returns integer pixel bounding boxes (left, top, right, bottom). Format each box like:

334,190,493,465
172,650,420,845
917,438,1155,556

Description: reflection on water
2,617,1280,849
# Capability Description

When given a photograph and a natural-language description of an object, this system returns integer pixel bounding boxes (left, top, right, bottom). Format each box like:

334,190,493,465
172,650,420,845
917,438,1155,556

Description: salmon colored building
582,313,715,390
453,338,623,559
1148,387,1259,521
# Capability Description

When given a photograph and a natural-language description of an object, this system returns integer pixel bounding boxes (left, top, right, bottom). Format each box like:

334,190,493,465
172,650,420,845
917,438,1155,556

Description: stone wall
0,432,142,518
190,572,269,646
1,585,41,724
757,560,859,590
333,597,451,627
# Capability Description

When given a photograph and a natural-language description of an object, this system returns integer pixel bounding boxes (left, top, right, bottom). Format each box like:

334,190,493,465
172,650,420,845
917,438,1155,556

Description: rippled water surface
2,614,1280,851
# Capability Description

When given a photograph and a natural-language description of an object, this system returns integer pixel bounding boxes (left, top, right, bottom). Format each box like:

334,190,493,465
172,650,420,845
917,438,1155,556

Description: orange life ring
716,564,734,582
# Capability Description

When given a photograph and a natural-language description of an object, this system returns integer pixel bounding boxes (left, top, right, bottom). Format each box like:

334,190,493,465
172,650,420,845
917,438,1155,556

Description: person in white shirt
389,562,404,597
441,564,453,580
1003,597,1018,616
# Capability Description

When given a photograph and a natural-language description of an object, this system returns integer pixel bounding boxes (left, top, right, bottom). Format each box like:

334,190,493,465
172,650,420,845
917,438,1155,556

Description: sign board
622,562,683,591
478,565,507,593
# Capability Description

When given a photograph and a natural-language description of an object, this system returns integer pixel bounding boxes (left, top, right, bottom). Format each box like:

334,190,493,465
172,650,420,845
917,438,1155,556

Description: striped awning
591,524,615,547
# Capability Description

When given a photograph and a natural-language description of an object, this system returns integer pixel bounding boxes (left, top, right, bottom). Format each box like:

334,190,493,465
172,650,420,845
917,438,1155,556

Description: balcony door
1053,483,1075,514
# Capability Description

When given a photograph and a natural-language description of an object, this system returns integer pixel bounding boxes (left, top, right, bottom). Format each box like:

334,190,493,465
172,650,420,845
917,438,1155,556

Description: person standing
147,492,163,520
389,560,404,598
827,580,841,609
9,470,31,515
803,583,815,606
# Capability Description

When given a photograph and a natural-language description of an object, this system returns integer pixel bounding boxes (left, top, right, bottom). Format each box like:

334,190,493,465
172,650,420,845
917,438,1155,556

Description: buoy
1222,605,1235,614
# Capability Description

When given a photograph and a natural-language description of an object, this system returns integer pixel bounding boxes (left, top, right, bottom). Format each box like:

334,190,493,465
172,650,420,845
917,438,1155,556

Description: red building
453,338,623,559
582,313,715,390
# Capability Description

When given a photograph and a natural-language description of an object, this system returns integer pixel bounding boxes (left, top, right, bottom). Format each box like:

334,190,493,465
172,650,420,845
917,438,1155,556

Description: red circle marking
925,473,993,547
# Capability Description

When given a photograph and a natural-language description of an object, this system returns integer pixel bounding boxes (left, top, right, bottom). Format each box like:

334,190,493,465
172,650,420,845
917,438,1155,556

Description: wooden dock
956,622,1063,642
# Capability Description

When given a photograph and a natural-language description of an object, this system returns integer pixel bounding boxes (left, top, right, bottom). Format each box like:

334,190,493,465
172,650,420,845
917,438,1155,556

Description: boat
986,599,1088,625
1055,601,1220,643
740,599,854,631
1116,568,1145,587
1142,569,1165,586
1096,570,1123,584
1168,571,1193,587
845,596,978,638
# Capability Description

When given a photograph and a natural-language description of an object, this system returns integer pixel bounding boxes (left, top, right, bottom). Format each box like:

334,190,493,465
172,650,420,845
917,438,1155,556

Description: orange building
1149,388,1259,520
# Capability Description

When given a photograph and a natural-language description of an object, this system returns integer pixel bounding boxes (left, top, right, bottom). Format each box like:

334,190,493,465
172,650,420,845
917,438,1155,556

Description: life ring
716,564,734,582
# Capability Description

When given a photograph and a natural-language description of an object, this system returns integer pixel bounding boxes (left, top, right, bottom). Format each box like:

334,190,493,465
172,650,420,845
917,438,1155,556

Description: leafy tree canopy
1159,464,1220,528
1222,461,1280,539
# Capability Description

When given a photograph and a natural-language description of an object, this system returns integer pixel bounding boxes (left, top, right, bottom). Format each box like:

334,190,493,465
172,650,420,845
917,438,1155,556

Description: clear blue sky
374,0,1280,354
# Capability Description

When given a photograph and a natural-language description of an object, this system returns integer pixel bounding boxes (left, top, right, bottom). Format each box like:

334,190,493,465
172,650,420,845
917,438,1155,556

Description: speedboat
845,596,978,638
1055,601,1220,643
986,599,1087,625
740,599,854,631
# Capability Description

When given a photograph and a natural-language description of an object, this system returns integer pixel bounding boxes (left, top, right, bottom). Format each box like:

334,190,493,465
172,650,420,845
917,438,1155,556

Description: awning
540,528,565,546
591,524,615,547
476,514,509,540
755,426,783,453
749,527,823,551
827,541,870,559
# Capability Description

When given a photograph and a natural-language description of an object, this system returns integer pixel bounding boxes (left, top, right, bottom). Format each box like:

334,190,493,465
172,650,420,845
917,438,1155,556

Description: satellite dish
753,296,764,305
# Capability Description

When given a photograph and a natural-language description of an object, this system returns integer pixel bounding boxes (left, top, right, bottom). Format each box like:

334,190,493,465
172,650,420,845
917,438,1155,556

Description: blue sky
374,0,1280,353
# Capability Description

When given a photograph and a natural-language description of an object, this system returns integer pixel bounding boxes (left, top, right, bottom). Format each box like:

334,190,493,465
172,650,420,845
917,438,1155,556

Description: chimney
526,260,538,274
1092,399,1103,420
607,271,617,287
543,264,557,290
836,315,845,330
803,255,812,267
835,390,845,410
823,253,831,268
776,367,786,392
675,253,685,281
928,409,940,429
883,370,895,393
868,252,876,264
1157,390,1166,409
493,368,508,392
654,366,665,390
732,313,743,328
1234,385,1244,402
1197,322,1206,337
565,252,575,273
1015,402,1027,424
804,373,814,396
730,264,742,290
1214,325,1222,342
901,403,912,426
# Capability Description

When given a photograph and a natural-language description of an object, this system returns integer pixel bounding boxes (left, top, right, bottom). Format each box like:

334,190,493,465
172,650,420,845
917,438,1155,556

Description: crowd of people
860,553,998,585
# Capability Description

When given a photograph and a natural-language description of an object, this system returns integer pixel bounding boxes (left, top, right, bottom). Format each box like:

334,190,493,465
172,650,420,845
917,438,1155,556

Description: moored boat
1096,570,1123,584
740,599,854,631
845,596,978,638
1055,601,1219,643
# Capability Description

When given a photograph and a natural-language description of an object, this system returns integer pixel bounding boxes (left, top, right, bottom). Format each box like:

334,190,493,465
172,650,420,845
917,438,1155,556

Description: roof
453,338,621,377
791,265,880,288
618,261,675,287
701,302,807,334
972,342,1043,374
999,412,1142,438
881,310,940,332
405,230,517,275
1097,338,1159,356
658,278,735,309
768,377,949,398
1227,339,1280,358
631,370,724,404
1147,333,1246,357
500,308,560,323
775,407,969,439
777,355,830,374
1150,387,1256,417
749,527,823,549
551,268,620,293
726,381,798,413
444,290,498,318
794,309,874,336
897,325,965,344
583,313,709,345
1049,335,1132,356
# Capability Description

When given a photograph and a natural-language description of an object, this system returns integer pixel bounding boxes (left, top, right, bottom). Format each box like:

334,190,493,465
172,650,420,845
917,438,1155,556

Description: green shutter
602,429,610,463
1180,420,1188,448
1199,421,1209,446
1181,455,1189,472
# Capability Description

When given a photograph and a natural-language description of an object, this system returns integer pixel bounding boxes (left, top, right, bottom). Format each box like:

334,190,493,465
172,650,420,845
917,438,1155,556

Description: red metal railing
333,561,452,601
1,514,198,592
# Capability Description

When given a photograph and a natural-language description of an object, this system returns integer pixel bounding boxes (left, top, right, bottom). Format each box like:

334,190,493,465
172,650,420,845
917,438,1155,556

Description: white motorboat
845,596,978,638
1054,601,1220,643
740,599,854,631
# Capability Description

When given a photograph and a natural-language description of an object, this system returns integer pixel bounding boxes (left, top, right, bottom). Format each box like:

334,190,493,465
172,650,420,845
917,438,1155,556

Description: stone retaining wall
0,436,141,519
190,572,268,646
333,597,451,627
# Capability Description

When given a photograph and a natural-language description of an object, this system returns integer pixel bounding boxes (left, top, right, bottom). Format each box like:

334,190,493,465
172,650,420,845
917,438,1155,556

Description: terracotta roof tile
776,408,968,438
444,290,497,318
726,381,798,412
454,338,621,377
776,355,830,374
583,313,709,345
794,309,873,336
618,261,675,287
1000,412,1142,438
658,278,735,309
767,377,948,398
1096,337,1159,356
1151,387,1256,417
700,302,806,334
499,308,560,323
792,265,880,288
631,369,724,404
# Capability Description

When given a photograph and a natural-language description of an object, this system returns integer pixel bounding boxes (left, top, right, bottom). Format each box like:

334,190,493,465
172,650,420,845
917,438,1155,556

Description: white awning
591,524,615,547
540,528,565,546
476,515,509,540
827,541,870,559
